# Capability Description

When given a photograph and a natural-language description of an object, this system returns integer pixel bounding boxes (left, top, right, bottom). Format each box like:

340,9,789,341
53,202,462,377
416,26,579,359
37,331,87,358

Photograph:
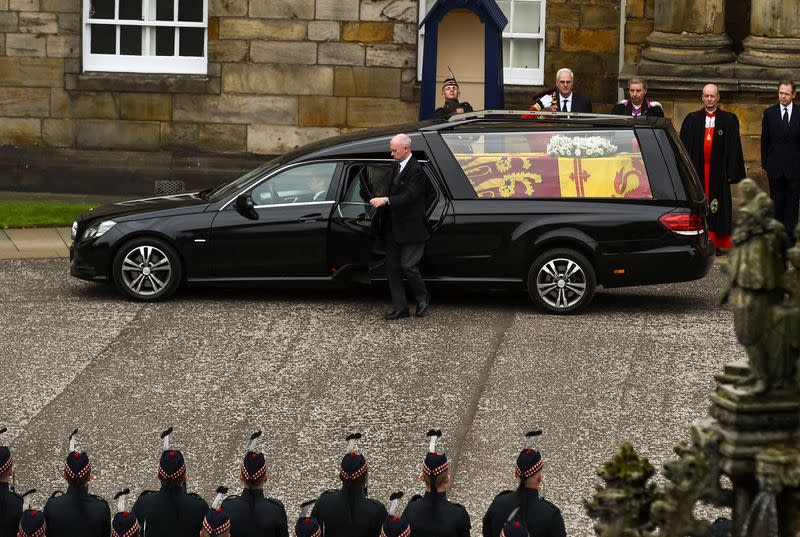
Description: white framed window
83,0,208,74
417,0,545,86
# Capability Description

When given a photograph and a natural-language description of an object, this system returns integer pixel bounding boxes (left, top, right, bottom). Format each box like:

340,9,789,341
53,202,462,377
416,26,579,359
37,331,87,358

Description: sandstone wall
0,0,419,162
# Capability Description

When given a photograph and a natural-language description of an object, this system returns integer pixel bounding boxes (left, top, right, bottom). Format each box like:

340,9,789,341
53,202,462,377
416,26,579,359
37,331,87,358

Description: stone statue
720,179,796,394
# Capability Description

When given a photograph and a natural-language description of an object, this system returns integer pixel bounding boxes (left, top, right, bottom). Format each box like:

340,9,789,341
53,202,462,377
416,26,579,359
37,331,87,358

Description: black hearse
70,111,713,314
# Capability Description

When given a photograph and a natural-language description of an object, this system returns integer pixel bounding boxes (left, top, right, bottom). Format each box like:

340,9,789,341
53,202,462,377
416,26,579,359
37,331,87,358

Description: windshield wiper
197,187,214,200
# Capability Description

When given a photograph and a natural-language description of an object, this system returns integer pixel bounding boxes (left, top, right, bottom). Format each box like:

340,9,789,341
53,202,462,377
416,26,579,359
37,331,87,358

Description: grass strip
0,201,97,228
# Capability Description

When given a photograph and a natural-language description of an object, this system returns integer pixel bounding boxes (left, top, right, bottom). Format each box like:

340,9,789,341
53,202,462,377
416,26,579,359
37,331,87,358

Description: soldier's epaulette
138,490,156,498
319,489,338,496
541,497,561,511
187,491,205,501
89,493,109,505
49,490,64,499
495,490,513,497
221,494,238,503
266,497,285,509
408,494,422,503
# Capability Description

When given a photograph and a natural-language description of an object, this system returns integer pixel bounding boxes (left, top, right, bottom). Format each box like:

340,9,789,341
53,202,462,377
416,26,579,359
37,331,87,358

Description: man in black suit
369,133,430,320
762,80,800,241
551,68,592,113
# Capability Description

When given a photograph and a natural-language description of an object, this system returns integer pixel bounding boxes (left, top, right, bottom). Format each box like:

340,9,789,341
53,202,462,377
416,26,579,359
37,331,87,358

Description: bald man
679,84,746,254
369,134,431,320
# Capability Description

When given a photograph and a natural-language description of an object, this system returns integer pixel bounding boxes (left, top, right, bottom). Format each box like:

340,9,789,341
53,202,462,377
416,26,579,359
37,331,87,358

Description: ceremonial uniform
610,99,664,118
111,489,141,537
44,486,110,537
403,431,470,537
133,427,209,537
311,488,386,537
403,491,470,537
482,488,564,537
221,490,289,537
433,101,474,119
202,487,231,537
0,482,22,537
45,429,111,537
680,107,746,249
311,433,387,537
225,431,289,537
132,486,208,537
483,431,565,537
381,491,411,537
294,501,321,537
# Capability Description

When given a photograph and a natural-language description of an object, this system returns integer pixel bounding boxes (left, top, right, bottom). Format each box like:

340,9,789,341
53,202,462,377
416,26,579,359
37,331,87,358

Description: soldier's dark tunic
0,482,23,537
311,488,387,537
132,485,208,537
43,485,111,537
221,489,289,537
482,488,565,537
433,101,474,119
403,491,470,537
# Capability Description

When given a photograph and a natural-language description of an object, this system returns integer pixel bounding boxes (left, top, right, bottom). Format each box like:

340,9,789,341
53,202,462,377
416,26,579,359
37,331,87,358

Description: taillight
659,211,705,235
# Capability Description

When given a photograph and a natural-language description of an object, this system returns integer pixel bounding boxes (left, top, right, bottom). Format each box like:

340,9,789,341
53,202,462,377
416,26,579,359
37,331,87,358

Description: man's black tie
561,99,568,112
783,107,790,128
393,162,401,186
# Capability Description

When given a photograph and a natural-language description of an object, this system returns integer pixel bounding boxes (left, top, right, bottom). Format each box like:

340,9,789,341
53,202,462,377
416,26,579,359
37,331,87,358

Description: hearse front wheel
113,237,182,301
527,248,596,314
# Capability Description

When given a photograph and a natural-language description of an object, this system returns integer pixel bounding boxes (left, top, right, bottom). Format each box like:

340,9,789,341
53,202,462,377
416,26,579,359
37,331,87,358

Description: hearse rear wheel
527,248,596,314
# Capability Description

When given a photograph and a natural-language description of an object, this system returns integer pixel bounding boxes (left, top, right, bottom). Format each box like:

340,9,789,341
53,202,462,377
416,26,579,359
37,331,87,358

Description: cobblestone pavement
0,259,742,534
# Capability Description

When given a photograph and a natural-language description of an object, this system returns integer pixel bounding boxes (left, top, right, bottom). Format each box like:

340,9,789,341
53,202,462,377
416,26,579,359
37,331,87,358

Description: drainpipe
618,0,626,101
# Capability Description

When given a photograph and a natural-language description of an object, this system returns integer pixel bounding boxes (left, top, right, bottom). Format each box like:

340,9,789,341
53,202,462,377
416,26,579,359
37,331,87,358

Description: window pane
120,25,142,54
178,0,203,22
90,24,116,53
441,131,654,200
512,1,541,33
155,26,174,55
502,39,510,68
119,0,142,20
156,0,174,21
251,163,338,205
512,38,539,68
179,27,204,56
90,0,115,18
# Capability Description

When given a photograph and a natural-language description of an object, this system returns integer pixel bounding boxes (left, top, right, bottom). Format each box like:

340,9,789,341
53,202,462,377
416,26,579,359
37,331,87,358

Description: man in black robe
679,83,746,253
611,77,664,118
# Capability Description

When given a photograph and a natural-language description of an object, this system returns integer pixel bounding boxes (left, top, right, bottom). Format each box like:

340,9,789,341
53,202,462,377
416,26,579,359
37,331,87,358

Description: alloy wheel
120,245,173,296
536,257,588,309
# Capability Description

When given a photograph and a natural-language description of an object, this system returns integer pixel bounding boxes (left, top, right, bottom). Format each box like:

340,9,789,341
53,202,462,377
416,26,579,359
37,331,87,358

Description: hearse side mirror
234,193,258,219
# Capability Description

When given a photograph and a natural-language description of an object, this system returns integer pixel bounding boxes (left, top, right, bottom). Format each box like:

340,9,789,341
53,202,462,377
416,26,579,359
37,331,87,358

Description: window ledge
75,72,220,94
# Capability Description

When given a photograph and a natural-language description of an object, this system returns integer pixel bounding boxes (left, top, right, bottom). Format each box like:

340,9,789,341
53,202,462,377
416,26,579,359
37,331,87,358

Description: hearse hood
77,192,210,222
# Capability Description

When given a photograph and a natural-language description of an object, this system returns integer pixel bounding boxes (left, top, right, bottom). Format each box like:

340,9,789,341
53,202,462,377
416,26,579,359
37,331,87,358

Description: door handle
356,213,367,222
298,213,323,222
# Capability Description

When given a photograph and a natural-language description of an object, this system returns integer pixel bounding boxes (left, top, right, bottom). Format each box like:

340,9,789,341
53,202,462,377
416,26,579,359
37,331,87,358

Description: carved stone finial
584,443,656,537
720,178,798,395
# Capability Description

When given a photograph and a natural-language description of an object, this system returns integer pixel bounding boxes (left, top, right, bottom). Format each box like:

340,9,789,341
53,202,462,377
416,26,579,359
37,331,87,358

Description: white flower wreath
546,135,619,158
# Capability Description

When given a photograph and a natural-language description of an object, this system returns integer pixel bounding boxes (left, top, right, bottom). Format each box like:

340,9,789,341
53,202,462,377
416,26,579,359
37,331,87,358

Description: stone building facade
0,0,793,193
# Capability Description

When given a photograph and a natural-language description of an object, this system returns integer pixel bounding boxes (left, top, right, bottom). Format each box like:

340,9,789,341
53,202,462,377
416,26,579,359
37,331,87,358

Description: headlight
83,220,116,240
71,220,78,241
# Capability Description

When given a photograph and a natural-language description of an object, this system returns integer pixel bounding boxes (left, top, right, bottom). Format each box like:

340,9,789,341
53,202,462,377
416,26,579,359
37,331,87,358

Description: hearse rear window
442,130,652,200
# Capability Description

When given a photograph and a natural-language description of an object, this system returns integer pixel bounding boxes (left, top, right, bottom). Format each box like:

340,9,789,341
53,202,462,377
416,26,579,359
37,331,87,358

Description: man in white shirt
549,68,592,113
762,80,800,240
